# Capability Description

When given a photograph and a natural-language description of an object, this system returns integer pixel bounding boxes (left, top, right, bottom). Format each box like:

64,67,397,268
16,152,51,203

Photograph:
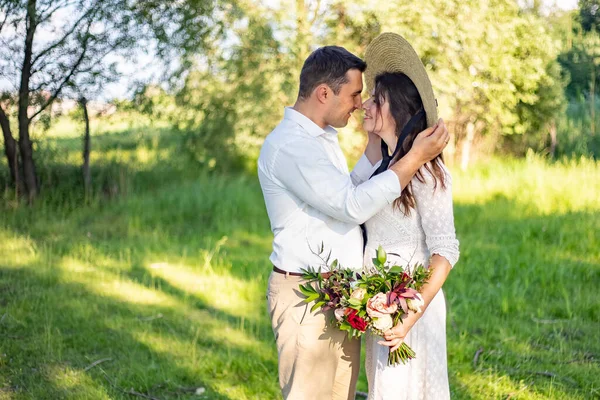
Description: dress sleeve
412,163,460,267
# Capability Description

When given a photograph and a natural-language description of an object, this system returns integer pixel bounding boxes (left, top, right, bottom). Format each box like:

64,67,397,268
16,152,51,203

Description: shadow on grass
1,175,598,398
0,262,278,400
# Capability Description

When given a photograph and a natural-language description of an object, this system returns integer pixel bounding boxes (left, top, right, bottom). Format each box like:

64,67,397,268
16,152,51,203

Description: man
258,46,449,400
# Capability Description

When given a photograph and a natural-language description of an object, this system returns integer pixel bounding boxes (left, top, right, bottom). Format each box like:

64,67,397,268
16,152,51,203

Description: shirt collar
284,107,338,137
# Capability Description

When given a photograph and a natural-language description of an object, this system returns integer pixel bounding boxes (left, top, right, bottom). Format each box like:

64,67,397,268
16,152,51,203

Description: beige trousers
267,271,360,400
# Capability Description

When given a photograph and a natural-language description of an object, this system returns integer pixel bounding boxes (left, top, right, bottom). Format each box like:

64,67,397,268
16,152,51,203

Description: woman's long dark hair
371,72,446,215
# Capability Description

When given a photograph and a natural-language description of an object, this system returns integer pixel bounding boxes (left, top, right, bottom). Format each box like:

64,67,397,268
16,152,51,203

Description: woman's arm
379,255,451,351
365,131,383,165
379,164,460,351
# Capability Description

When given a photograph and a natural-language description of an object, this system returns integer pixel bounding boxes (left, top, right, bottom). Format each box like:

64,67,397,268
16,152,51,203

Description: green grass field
0,122,599,399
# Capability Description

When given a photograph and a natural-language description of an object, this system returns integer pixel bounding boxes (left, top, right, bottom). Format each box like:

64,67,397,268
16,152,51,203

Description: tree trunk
18,0,39,202
0,105,23,194
549,120,557,158
80,97,91,196
591,65,596,137
461,122,475,171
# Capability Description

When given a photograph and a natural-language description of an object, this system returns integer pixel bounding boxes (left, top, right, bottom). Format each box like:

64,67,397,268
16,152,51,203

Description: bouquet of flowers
299,245,431,365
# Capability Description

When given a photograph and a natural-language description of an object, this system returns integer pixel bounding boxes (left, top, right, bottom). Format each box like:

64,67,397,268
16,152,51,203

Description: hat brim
365,32,438,128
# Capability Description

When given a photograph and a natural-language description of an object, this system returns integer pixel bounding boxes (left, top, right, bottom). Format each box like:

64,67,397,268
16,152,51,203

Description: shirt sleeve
413,164,460,267
350,154,381,186
270,138,401,224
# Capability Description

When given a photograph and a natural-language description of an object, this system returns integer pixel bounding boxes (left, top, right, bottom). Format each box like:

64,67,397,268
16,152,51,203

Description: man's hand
387,119,448,190
410,118,449,164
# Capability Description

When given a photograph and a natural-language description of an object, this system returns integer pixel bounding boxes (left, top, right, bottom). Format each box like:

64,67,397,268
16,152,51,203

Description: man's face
326,69,363,128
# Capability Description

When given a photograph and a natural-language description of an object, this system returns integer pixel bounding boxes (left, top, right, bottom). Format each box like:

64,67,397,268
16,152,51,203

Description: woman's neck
381,130,398,156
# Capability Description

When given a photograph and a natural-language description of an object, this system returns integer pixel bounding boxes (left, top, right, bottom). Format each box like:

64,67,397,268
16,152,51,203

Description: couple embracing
258,33,460,400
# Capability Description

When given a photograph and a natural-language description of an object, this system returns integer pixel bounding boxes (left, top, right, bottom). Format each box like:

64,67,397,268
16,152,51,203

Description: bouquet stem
388,343,416,366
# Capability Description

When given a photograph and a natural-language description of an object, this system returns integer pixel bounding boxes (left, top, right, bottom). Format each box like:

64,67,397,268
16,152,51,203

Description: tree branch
0,0,21,33
37,0,78,25
0,10,9,34
31,6,97,67
29,21,93,120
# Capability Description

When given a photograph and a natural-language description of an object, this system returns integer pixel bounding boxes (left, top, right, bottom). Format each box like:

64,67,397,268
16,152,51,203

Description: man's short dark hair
298,46,367,99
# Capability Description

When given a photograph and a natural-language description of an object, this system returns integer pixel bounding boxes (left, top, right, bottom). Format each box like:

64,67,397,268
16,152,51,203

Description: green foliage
334,1,565,141
163,0,569,162
579,0,600,33
556,96,600,156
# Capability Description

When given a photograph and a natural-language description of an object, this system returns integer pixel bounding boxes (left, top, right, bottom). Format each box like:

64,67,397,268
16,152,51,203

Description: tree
325,0,566,163
580,0,600,32
0,1,22,194
0,0,223,201
162,1,328,169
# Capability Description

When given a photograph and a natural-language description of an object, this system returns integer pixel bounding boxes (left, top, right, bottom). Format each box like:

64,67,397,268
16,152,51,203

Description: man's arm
271,138,400,225
271,120,448,225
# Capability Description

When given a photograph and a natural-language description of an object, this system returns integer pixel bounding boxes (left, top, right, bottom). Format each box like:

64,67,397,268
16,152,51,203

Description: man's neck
292,101,327,129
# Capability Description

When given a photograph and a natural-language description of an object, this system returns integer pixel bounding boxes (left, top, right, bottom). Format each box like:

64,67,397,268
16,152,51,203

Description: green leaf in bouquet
300,268,321,281
377,246,387,265
388,266,403,274
298,284,316,298
311,301,326,313
307,293,321,303
347,298,362,307
330,259,338,270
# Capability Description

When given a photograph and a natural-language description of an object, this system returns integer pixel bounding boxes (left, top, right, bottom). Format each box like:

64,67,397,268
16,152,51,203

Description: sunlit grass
0,119,598,398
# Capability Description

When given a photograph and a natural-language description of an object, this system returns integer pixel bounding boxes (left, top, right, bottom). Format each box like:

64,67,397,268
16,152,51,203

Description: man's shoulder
260,119,313,157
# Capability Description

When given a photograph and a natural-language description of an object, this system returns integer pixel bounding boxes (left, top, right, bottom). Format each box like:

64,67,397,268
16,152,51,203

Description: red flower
346,309,368,331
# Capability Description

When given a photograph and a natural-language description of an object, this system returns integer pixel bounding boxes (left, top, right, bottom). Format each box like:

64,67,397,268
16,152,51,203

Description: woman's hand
378,255,453,352
365,130,382,165
378,311,420,352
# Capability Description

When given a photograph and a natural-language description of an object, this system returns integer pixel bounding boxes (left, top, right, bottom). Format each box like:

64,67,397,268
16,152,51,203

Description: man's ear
315,84,329,104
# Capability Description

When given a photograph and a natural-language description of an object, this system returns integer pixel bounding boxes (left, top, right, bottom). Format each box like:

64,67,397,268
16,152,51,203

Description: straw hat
364,32,438,128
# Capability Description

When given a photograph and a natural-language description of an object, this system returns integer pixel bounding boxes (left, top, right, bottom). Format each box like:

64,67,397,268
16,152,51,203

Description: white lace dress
363,165,460,400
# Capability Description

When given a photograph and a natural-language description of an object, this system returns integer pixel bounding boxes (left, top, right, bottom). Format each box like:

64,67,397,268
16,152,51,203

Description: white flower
334,308,346,322
350,288,367,301
407,296,425,313
372,314,393,331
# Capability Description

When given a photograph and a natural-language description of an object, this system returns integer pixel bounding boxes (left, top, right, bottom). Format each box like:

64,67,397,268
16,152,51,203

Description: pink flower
389,288,420,313
334,307,346,321
366,292,398,318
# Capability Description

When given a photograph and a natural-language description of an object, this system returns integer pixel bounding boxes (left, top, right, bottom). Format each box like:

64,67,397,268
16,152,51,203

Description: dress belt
272,265,332,279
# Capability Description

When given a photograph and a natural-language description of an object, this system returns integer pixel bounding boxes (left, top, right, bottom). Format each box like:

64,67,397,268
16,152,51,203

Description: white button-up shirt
258,107,401,273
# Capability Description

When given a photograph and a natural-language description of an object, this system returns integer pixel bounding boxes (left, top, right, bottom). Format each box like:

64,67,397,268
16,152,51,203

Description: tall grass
556,96,600,158
0,119,598,399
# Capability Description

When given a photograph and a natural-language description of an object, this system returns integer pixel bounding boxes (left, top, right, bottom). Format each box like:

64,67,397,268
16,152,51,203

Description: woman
360,33,460,399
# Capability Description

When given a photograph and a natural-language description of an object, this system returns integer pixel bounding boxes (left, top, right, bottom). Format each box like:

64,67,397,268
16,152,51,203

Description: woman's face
362,91,396,138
